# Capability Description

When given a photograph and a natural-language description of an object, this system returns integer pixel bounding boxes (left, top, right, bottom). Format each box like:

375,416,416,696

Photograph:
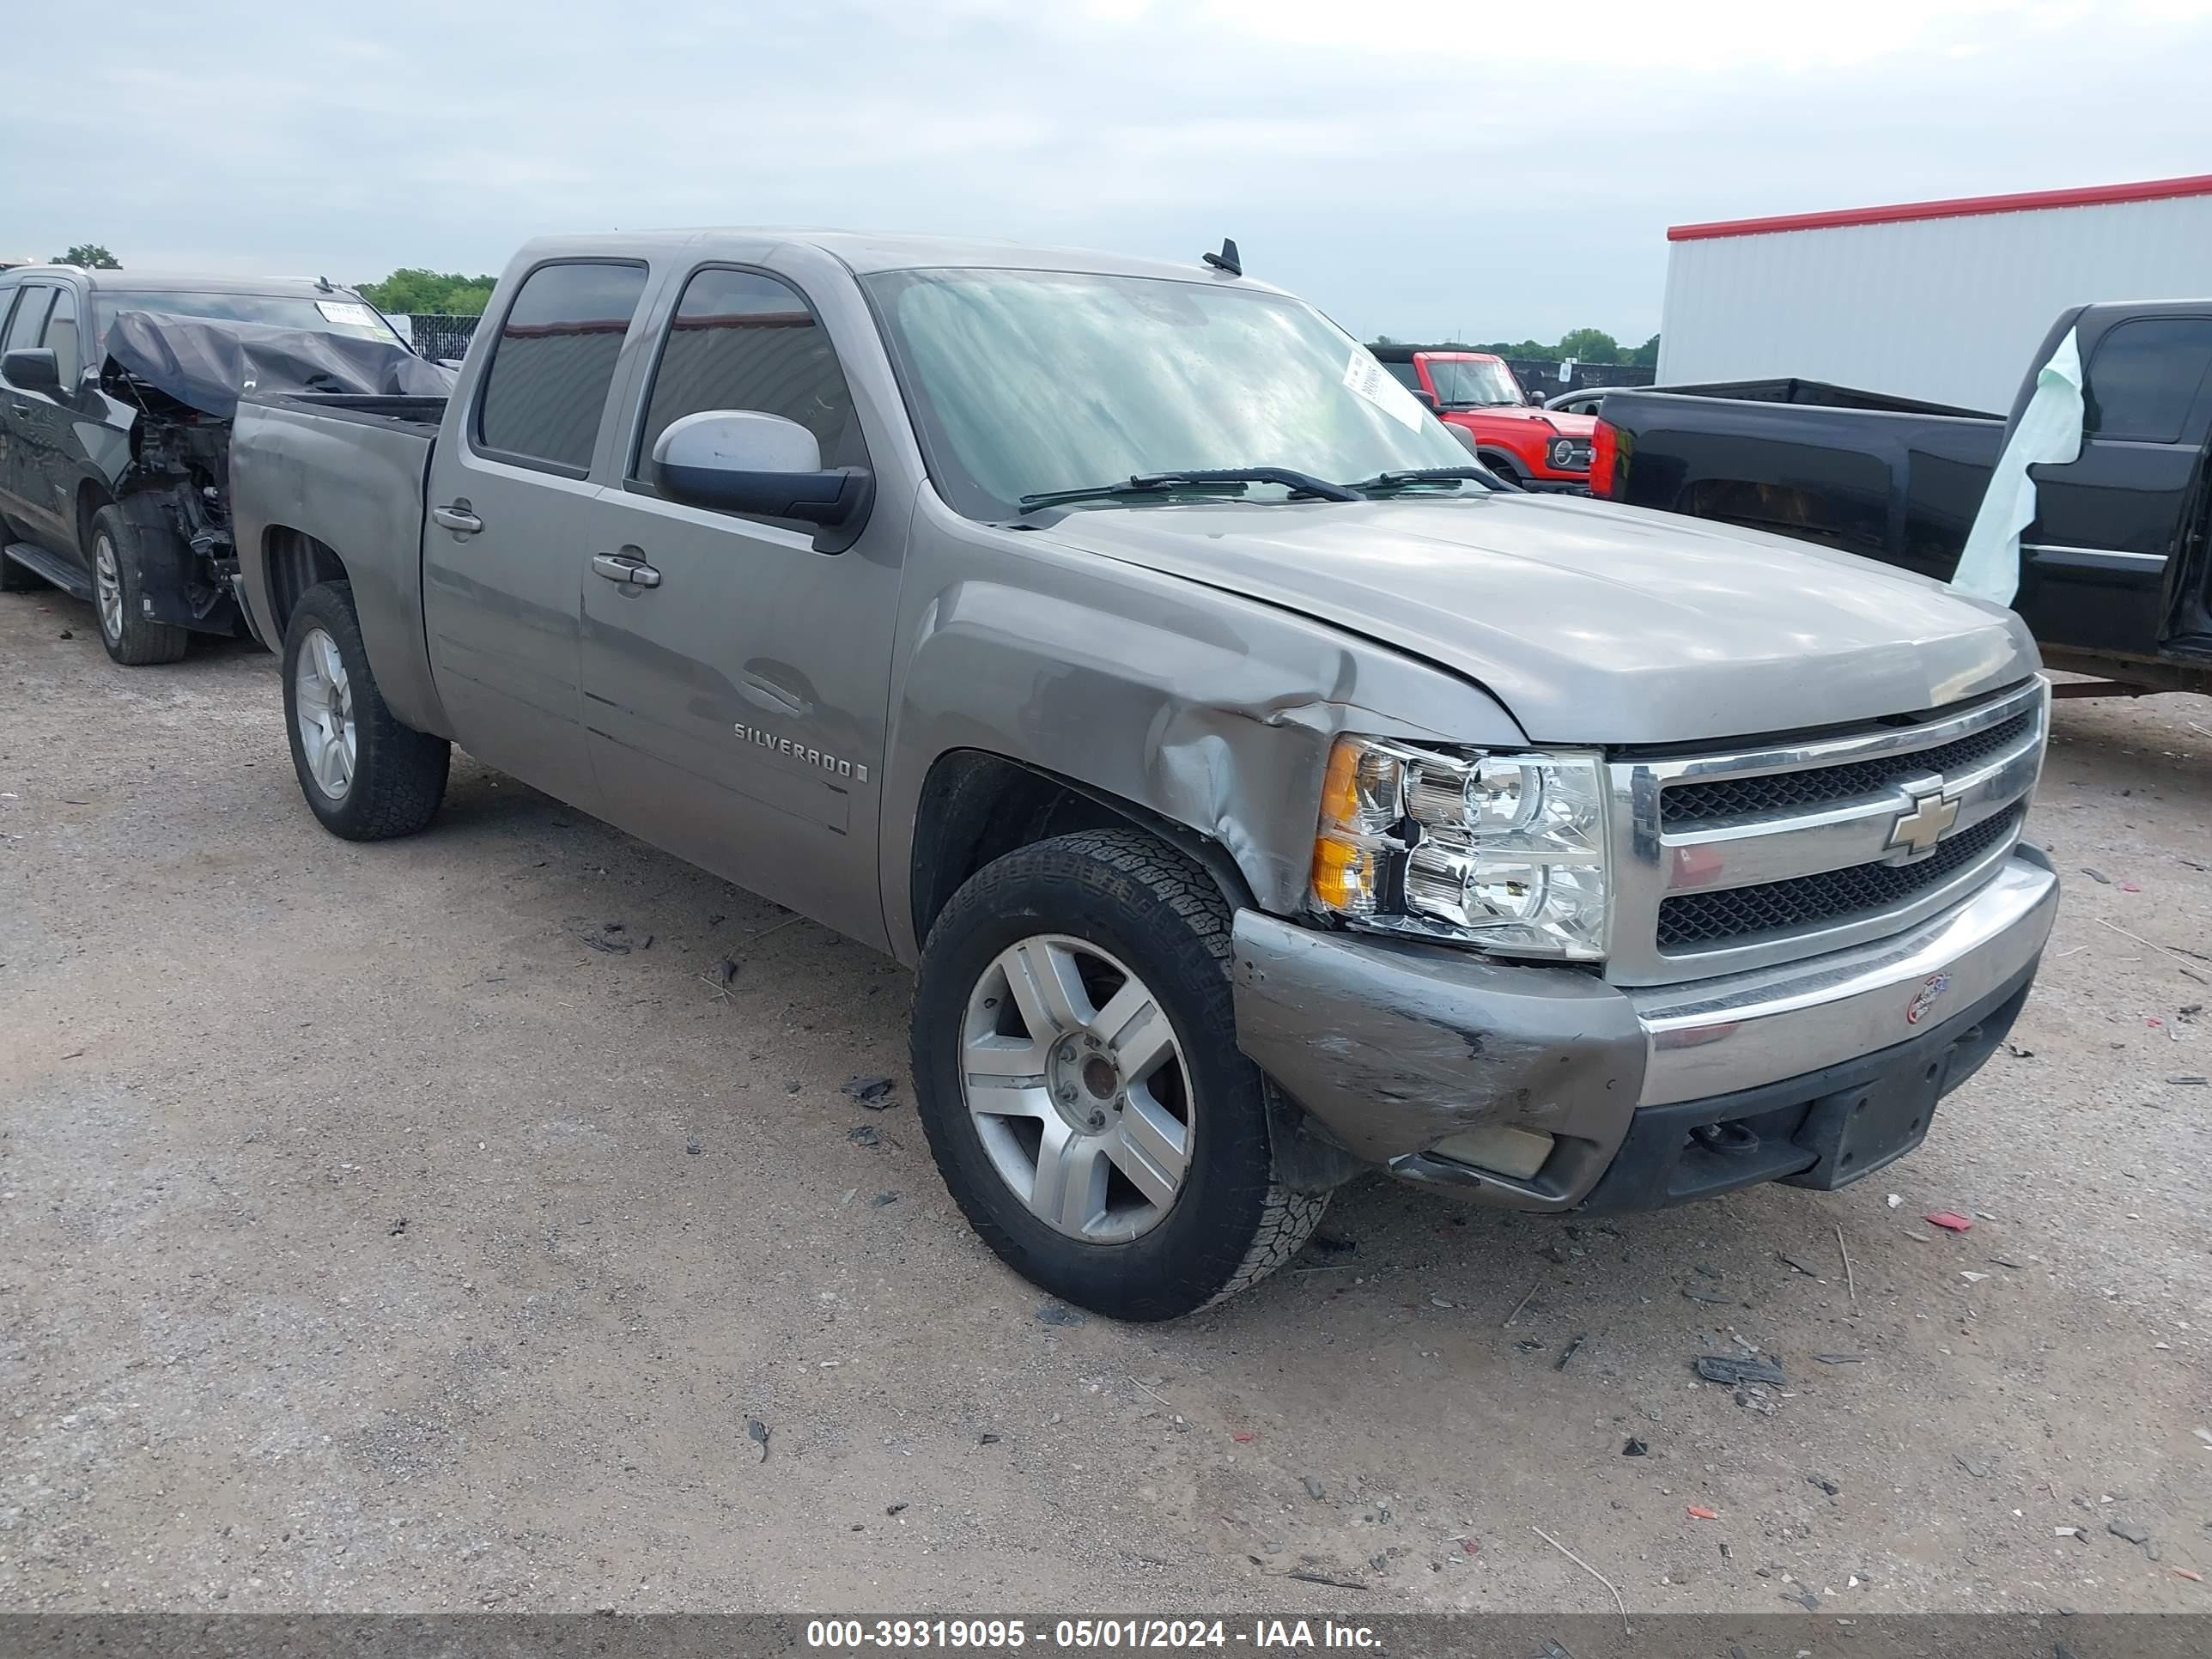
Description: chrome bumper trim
1629,850,2058,1106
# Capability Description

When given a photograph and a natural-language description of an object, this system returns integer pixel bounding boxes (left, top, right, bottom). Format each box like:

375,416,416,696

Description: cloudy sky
6,0,2209,343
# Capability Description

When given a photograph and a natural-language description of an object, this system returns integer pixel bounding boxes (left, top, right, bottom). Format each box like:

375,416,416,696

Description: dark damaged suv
0,267,421,663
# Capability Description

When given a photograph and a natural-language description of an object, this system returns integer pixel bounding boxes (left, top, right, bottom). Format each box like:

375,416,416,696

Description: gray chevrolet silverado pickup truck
228,230,2059,1320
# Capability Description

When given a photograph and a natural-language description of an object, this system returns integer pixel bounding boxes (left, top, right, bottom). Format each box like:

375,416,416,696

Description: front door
578,263,905,948
0,283,72,550
421,259,653,811
2015,313,2212,657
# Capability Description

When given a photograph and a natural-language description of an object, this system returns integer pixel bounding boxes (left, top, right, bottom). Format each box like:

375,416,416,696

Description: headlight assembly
1311,737,1610,959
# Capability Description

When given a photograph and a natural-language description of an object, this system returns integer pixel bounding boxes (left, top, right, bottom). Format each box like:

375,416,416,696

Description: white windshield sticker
316,301,380,328
1343,349,1425,430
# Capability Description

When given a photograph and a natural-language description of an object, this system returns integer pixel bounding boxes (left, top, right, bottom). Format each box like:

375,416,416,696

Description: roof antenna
1201,238,1242,276
314,275,335,293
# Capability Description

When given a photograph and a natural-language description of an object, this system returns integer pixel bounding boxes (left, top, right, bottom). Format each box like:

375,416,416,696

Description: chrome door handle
431,504,483,535
592,552,661,588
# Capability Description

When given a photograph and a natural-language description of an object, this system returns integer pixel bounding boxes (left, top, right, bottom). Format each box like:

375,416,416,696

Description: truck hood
1443,405,1595,435
1031,493,2038,744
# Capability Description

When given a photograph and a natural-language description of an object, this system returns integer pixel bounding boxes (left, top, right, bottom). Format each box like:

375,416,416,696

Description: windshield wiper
1018,466,1363,513
1342,465,1517,495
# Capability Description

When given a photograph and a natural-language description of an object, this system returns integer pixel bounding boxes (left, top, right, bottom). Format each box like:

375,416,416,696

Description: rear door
2015,313,2212,656
421,259,653,811
576,258,905,947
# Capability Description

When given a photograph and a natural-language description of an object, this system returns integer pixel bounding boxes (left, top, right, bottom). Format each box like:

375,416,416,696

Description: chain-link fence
1502,359,1656,394
407,313,482,363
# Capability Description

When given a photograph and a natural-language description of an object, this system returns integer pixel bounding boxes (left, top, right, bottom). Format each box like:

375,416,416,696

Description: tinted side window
1380,361,1422,392
2083,319,2212,444
635,268,866,494
42,288,80,386
4,287,54,356
475,262,649,473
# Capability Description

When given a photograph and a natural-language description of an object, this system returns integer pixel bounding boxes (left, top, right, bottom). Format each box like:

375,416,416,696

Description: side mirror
653,410,871,535
1410,387,1438,411
3,348,62,398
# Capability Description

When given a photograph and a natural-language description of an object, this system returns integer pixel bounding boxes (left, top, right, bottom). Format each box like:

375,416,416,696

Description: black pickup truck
1591,301,2212,696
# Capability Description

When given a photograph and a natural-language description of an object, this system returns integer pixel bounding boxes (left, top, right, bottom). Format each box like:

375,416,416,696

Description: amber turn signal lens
1310,836,1373,914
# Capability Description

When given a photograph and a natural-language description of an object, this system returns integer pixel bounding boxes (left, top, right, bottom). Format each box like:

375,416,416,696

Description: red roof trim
1668,173,2212,242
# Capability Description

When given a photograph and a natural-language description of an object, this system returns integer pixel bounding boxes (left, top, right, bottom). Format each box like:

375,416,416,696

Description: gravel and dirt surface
3,587,2207,1616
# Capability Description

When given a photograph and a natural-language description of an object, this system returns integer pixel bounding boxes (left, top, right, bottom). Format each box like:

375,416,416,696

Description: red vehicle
1370,346,1596,491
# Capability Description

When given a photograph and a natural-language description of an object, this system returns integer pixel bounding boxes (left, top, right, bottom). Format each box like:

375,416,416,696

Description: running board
3,541,93,601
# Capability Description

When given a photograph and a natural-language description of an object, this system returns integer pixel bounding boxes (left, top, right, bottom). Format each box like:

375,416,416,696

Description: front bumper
1231,847,2057,1212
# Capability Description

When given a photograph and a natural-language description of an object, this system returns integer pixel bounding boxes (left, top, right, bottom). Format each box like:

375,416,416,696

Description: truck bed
1640,378,1997,420
228,391,448,736
1595,384,2006,582
244,391,449,431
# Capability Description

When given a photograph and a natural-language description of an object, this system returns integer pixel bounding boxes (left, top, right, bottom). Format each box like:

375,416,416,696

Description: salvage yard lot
2,590,2207,1614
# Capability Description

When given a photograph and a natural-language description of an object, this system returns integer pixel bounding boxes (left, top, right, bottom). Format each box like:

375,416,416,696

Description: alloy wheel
295,627,357,799
94,534,124,641
959,933,1194,1243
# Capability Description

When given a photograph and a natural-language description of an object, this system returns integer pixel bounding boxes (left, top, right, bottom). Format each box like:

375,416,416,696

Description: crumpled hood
1031,493,2038,744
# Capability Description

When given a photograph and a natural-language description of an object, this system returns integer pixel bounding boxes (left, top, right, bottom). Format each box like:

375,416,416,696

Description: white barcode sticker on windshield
316,301,379,328
1343,348,1425,429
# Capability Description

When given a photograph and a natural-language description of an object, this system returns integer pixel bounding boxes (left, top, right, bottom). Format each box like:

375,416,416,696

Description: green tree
52,243,121,270
356,268,499,316
1556,327,1623,364
1365,327,1657,367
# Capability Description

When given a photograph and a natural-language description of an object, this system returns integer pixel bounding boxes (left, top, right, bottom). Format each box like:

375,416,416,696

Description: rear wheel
89,507,189,665
911,829,1327,1320
282,580,450,840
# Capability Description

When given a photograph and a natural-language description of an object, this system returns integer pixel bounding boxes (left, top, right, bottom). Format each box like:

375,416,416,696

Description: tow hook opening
1688,1120,1761,1159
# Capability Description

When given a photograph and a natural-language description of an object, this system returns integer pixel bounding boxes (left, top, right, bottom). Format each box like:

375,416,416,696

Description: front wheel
89,506,189,665
911,829,1327,1321
282,580,450,840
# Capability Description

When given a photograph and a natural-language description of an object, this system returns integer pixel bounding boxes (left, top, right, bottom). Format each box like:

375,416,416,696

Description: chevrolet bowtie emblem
1887,785,1960,857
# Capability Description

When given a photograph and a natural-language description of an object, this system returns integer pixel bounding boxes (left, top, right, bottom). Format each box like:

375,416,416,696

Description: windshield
864,268,1479,519
95,290,406,348
1424,357,1523,408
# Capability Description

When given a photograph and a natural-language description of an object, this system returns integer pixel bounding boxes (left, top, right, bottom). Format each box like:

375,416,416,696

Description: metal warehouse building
1655,173,2212,413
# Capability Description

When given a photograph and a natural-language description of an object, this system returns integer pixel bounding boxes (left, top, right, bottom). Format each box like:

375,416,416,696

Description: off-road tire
911,828,1327,1320
1478,453,1525,489
282,580,450,841
89,506,189,665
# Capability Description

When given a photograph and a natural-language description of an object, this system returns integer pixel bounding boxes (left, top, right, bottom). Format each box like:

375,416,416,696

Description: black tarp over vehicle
1,263,457,662
103,311,454,419
85,313,453,657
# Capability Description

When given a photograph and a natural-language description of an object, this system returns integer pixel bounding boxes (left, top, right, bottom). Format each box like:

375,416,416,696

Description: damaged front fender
880,523,1528,960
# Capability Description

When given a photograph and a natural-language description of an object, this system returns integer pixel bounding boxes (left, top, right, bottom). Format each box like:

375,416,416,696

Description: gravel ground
2,587,2207,1616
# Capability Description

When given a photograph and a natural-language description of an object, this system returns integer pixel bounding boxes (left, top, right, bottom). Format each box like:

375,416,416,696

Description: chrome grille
1657,806,2022,948
1604,679,2049,988
1661,711,2035,827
